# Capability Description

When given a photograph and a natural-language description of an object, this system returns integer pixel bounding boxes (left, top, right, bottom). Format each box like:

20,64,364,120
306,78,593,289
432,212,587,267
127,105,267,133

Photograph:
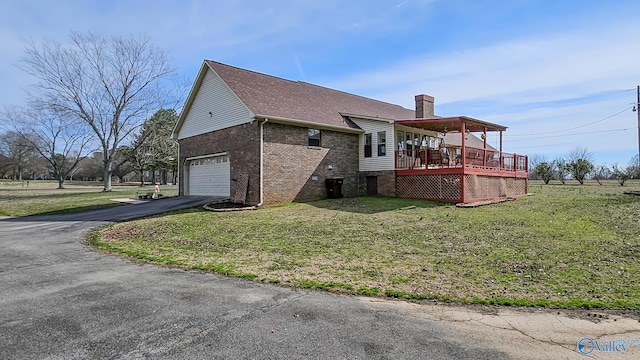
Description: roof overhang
340,113,395,123
255,114,365,134
395,116,507,133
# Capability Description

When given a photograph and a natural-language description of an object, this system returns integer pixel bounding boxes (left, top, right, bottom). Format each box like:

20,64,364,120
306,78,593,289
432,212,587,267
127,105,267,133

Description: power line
510,128,626,149
498,88,638,152
495,88,637,115
505,106,633,137
507,127,631,141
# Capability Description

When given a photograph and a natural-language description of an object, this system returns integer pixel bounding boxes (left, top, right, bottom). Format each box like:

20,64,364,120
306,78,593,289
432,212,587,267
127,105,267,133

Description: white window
377,131,386,156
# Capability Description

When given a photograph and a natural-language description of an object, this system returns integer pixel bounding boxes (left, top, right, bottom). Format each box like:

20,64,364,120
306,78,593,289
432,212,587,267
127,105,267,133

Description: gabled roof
204,60,415,128
172,60,510,140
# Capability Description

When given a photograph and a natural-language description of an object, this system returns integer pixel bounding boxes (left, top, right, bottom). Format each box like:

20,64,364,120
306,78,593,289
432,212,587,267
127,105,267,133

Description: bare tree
19,32,173,191
528,154,543,180
591,164,610,185
0,131,38,181
164,73,193,114
629,155,640,179
612,155,640,186
3,106,94,189
110,148,134,183
73,152,105,181
612,163,631,186
0,152,11,178
553,157,569,184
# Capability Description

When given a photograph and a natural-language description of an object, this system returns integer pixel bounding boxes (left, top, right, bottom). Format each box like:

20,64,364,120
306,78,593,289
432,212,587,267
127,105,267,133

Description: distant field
0,180,177,217
94,180,640,309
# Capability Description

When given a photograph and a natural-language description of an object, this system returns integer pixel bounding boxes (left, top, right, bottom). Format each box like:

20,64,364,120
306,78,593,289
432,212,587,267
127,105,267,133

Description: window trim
308,128,321,147
377,131,386,157
364,133,372,158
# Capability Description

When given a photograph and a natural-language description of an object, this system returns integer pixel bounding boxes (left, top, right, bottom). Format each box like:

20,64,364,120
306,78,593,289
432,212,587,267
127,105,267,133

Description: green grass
92,180,640,309
0,181,177,217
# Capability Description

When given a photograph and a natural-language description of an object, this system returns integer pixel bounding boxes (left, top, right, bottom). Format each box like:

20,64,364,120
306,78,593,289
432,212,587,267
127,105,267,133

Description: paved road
4,197,636,359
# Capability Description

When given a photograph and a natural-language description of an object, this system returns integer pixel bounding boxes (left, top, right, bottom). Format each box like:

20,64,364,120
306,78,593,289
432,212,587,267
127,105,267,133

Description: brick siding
263,123,359,204
178,122,261,204
357,170,396,197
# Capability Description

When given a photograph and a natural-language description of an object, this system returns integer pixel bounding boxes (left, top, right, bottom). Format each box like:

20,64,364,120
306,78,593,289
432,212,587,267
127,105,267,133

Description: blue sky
2,0,640,166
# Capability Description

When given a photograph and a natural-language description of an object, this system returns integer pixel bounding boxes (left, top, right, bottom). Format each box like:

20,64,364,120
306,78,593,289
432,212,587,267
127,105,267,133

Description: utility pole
637,85,640,164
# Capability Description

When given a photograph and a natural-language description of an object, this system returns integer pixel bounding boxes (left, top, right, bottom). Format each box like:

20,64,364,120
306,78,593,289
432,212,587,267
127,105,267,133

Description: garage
187,155,231,197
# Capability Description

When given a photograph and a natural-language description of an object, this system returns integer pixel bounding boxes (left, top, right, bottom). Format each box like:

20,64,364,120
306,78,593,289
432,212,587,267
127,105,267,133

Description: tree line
0,32,185,189
530,147,640,186
0,109,178,187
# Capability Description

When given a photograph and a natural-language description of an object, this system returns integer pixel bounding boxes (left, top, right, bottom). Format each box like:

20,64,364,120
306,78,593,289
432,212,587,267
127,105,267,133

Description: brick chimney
415,94,434,119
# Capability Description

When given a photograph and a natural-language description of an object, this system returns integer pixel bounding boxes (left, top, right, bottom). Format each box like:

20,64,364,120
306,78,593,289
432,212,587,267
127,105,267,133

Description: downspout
177,141,180,194
257,118,268,206
172,138,181,195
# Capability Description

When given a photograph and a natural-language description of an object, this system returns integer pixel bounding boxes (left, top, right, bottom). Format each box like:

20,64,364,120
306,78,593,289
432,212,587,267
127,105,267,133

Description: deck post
499,131,504,170
483,127,487,149
482,127,487,167
461,121,466,168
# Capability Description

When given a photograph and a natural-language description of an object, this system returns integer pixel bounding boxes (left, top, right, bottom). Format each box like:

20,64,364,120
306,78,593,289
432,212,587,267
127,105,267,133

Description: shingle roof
206,60,415,129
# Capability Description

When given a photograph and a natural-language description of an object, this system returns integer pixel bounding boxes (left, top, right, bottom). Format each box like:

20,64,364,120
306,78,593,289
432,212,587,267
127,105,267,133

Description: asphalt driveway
1,196,637,359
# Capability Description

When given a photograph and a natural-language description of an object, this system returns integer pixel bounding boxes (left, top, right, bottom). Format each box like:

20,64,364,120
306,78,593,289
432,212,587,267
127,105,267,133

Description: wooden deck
392,117,528,203
395,146,528,179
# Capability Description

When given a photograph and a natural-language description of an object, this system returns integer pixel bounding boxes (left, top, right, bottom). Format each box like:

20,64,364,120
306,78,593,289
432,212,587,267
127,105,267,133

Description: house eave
254,114,365,134
339,113,395,124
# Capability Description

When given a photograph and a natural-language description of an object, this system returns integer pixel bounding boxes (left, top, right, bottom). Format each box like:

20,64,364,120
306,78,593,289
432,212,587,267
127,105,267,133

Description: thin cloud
316,17,640,161
329,23,640,108
292,50,305,79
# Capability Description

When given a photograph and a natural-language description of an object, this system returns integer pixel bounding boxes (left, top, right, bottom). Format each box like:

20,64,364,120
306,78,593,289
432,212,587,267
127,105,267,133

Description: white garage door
188,155,230,196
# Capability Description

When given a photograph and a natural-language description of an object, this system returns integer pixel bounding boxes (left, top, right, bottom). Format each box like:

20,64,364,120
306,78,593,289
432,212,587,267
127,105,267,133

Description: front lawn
0,181,177,217
93,180,640,309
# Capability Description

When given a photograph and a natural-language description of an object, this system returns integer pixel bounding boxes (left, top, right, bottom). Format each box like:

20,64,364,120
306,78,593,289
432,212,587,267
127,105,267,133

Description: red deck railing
395,146,528,174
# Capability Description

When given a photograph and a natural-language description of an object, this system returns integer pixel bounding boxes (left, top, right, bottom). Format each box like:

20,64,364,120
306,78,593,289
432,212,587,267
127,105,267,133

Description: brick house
172,60,528,205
